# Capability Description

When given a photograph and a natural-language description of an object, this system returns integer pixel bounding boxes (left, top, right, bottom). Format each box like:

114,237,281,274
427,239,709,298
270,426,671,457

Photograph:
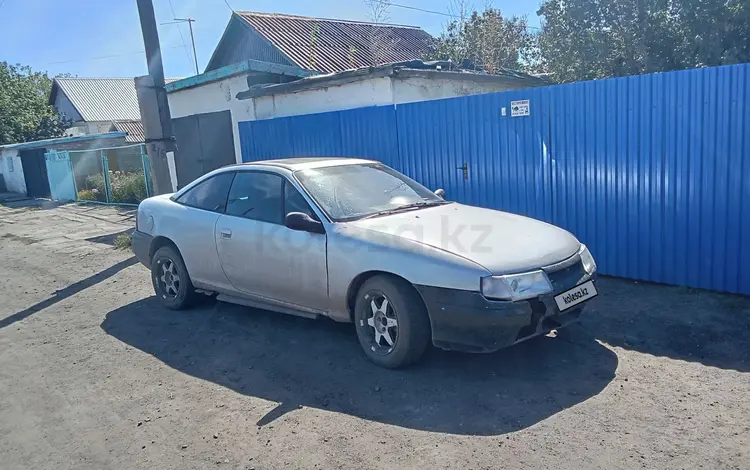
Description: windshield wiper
359,200,451,220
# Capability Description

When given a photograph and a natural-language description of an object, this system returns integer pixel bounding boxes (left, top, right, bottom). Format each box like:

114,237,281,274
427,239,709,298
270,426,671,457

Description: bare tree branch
363,0,391,24
363,0,396,66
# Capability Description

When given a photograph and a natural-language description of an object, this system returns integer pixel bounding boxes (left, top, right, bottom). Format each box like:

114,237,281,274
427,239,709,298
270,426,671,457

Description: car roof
227,157,377,171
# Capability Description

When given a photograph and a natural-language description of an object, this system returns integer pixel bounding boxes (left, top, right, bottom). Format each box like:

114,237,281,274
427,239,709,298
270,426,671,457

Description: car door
215,170,328,313
169,171,236,291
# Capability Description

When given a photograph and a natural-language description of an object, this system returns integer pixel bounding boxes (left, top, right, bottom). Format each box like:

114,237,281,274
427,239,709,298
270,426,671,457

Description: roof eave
0,132,127,151
235,64,397,100
395,69,548,86
233,63,544,100
166,60,316,93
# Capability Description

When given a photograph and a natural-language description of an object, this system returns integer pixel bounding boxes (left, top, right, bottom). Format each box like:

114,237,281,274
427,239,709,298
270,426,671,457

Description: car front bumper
415,277,596,353
131,230,153,267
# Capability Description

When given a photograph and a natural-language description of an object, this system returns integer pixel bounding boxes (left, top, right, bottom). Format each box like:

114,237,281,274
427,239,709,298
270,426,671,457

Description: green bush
82,173,106,202
110,171,147,204
79,171,148,204
77,189,97,201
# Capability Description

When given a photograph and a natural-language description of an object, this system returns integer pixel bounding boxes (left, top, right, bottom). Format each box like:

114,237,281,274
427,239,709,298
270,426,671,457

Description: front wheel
151,245,196,310
353,275,431,368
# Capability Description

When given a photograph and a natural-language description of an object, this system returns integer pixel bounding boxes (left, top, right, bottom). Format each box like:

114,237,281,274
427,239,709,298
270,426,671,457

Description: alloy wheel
158,258,181,300
364,292,399,354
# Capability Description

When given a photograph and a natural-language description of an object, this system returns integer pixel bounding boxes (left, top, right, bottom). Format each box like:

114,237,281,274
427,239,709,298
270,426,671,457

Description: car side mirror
434,188,446,199
285,212,325,234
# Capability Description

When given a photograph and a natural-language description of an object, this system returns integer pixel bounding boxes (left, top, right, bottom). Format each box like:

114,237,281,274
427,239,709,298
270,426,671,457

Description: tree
537,0,750,83
0,62,69,145
363,0,396,66
431,4,537,74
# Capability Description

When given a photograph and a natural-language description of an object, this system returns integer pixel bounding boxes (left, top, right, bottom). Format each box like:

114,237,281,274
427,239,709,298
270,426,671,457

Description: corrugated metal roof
112,120,145,143
235,11,434,74
52,78,178,122
53,78,141,122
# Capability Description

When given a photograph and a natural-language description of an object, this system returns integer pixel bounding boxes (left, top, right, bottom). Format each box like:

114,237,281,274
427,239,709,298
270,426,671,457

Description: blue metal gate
395,87,555,223
44,150,77,201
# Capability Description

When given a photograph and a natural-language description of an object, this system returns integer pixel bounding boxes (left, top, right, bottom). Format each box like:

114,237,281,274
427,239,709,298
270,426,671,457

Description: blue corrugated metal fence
546,65,749,294
239,106,400,168
238,63,750,295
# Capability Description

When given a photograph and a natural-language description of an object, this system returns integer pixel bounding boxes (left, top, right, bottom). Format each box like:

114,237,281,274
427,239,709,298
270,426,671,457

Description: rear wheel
151,245,196,310
354,275,431,368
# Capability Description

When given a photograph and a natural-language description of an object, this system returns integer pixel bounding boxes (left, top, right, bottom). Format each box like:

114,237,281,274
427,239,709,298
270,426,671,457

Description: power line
166,0,194,69
220,0,234,12
43,45,186,66
373,0,542,31
384,1,458,19
173,18,200,75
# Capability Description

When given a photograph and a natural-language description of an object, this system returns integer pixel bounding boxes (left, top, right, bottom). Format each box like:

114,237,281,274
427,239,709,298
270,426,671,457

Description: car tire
354,275,431,368
150,245,197,310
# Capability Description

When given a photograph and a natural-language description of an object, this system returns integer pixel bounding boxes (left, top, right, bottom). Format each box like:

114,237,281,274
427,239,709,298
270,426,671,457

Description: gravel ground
0,201,748,470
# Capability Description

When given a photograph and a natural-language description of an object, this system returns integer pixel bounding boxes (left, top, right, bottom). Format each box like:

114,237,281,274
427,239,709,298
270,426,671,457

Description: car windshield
294,163,448,221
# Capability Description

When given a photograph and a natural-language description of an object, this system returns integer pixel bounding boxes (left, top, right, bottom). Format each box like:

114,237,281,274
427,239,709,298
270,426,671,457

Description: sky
0,0,542,79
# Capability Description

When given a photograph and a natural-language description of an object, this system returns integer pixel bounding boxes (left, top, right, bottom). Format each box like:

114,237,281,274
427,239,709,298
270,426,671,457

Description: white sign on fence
511,100,530,117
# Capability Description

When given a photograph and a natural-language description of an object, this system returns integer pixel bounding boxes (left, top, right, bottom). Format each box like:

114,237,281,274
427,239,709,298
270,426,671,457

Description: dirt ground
0,199,748,470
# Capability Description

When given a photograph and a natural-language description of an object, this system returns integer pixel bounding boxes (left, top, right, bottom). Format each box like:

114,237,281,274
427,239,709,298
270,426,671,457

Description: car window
225,171,283,224
175,172,235,212
284,181,316,220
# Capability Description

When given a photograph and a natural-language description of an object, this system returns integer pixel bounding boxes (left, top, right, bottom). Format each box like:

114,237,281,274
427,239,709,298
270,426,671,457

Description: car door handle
220,229,232,239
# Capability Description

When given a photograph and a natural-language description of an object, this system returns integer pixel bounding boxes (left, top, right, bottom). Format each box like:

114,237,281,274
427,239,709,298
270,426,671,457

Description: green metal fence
68,143,152,206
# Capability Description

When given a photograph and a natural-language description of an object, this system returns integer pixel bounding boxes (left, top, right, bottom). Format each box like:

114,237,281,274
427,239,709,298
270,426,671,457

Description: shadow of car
101,296,617,436
585,277,750,373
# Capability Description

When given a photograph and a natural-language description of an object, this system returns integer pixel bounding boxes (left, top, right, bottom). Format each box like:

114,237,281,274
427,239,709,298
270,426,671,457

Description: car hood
347,203,581,274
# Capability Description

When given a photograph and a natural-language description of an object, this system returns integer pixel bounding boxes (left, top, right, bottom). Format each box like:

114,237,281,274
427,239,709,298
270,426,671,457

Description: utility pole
173,18,199,75
135,0,175,195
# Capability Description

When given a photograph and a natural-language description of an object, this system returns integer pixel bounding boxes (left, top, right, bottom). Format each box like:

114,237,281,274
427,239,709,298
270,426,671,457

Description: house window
7,157,13,172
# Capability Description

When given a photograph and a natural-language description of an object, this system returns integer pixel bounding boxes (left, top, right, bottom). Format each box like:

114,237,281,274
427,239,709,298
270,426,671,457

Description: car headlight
481,270,553,301
580,245,597,275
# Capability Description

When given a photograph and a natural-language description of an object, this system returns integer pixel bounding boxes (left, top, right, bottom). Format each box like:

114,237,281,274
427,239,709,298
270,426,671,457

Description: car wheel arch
149,236,179,263
346,271,427,322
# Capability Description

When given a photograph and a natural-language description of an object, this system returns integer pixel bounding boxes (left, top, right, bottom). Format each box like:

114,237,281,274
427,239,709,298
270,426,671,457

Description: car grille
545,258,588,293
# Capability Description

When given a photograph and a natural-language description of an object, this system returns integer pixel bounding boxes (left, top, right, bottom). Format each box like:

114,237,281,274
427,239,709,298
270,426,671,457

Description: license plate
554,280,597,311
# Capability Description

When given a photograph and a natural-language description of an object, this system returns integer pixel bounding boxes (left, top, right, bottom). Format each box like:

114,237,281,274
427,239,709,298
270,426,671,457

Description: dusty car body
132,157,598,367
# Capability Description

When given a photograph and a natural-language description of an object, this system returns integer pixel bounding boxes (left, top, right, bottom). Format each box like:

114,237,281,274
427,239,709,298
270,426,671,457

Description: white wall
0,149,26,195
168,74,252,118
252,77,392,120
64,121,116,137
85,122,116,134
167,71,533,173
392,76,522,104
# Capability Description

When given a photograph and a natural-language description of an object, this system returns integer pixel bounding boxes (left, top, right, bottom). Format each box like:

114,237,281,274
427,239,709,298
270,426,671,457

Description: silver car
132,157,598,368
